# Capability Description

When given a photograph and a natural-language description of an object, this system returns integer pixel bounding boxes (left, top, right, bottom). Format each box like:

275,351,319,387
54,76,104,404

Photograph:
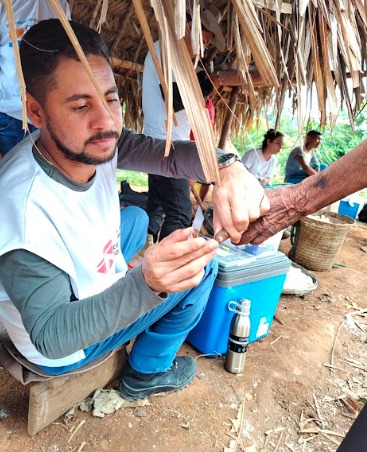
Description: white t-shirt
0,131,127,366
142,41,191,140
0,0,70,120
241,148,276,182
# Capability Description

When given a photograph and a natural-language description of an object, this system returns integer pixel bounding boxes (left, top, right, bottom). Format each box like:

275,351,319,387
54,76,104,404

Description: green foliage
116,169,148,189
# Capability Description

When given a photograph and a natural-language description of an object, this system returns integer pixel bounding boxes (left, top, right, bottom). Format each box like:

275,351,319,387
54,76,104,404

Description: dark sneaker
118,356,197,401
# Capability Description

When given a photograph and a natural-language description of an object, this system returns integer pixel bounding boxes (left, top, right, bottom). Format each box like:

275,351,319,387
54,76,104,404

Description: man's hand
238,185,308,245
213,162,270,243
141,227,219,293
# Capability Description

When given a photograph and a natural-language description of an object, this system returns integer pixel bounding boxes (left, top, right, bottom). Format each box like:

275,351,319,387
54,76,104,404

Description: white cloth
241,148,276,182
142,41,191,140
0,132,127,366
0,0,70,120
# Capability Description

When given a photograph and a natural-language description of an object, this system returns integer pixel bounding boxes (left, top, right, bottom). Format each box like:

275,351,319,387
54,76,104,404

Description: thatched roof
69,0,367,139
4,0,366,179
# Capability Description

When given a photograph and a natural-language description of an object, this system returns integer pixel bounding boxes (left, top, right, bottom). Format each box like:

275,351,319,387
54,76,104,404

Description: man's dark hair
19,19,110,104
306,130,322,139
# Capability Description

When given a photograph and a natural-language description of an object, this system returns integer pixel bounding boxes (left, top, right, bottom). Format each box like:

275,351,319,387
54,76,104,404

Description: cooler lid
215,262,291,287
217,249,289,271
215,251,291,285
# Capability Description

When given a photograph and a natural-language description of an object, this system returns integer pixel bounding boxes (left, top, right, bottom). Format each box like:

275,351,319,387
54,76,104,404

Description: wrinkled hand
213,162,270,243
238,185,308,245
141,227,219,293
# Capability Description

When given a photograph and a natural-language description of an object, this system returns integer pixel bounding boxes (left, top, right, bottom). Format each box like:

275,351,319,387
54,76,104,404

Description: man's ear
26,93,46,128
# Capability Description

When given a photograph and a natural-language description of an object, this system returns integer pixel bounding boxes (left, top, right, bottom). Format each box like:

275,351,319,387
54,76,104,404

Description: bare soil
1,219,367,452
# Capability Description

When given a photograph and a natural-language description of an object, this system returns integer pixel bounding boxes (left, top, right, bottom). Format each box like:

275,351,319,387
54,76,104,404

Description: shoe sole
118,374,196,401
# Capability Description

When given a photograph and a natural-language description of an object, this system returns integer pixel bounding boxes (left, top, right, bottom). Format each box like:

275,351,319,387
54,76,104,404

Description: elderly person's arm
239,139,367,245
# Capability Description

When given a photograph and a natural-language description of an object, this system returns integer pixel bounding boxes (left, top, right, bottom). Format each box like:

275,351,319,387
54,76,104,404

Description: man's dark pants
147,174,193,241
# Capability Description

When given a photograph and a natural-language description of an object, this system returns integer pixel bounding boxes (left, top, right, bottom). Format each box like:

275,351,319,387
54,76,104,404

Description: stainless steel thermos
224,298,251,374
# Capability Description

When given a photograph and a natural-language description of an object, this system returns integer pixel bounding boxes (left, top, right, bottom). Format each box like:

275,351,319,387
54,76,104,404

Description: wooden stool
0,329,127,435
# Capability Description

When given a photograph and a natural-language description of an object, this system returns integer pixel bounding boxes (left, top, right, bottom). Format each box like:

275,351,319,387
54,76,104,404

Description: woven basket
289,210,355,271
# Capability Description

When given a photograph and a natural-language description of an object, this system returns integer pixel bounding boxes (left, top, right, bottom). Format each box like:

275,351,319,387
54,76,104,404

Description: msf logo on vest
96,239,119,274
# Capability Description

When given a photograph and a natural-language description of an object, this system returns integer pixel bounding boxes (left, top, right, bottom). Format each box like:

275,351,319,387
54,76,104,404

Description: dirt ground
1,216,367,452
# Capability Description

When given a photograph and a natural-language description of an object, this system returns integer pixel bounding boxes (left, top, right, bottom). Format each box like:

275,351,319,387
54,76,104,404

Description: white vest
0,132,127,366
0,0,70,120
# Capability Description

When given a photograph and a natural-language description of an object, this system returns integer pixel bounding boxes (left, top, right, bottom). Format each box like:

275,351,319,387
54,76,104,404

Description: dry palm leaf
133,0,177,143
253,0,292,14
175,0,186,39
191,0,205,66
311,11,327,126
156,7,174,156
50,0,367,134
96,0,109,33
299,0,311,18
89,0,103,29
3,0,27,131
339,6,362,87
148,0,219,183
318,11,339,128
232,0,279,88
354,0,367,26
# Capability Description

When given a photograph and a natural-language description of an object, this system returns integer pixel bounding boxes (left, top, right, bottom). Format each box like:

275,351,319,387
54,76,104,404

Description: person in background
0,0,71,157
241,129,284,186
142,1,224,242
284,130,327,184
0,19,267,403
238,136,367,245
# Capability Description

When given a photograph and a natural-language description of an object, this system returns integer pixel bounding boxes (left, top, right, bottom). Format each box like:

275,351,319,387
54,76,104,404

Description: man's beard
47,120,120,165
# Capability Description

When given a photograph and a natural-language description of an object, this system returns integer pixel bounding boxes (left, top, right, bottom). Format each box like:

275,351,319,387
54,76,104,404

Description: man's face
42,55,123,165
309,135,322,149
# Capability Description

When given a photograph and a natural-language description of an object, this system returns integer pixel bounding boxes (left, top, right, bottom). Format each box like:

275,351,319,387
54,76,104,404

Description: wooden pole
218,87,241,149
111,57,144,73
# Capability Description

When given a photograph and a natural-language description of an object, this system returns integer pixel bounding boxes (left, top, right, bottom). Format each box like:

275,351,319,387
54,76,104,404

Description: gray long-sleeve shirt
0,129,223,359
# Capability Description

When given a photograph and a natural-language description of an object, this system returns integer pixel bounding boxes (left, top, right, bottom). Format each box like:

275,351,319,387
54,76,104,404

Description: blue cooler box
187,249,291,356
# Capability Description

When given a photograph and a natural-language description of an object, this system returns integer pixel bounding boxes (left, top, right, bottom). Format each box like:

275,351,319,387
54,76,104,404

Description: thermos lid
228,298,251,315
